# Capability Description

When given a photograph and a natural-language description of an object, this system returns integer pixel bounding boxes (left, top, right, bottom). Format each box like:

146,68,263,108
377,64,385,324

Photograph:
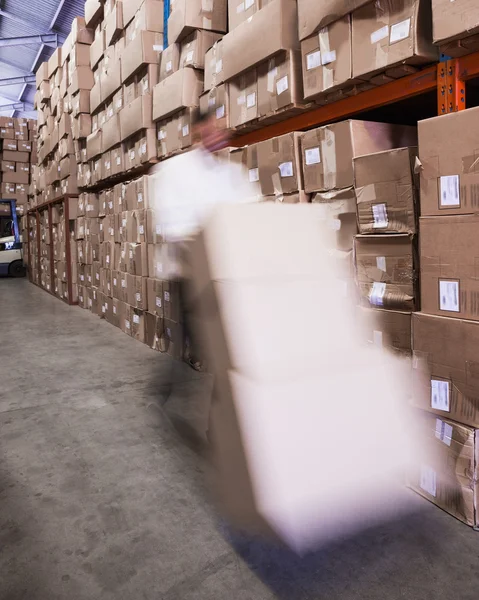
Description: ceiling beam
0,75,36,87
0,8,37,29
0,34,62,48
0,101,34,112
0,58,29,74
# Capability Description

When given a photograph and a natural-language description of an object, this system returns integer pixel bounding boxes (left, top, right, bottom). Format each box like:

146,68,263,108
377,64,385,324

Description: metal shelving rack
26,194,79,306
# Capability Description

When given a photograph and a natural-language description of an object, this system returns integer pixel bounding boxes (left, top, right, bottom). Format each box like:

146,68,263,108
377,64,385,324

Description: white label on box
129,250,134,259
96,273,100,281
108,201,113,209
102,305,106,314
88,299,92,307
122,279,126,288
80,274,84,281
138,193,143,203
133,314,140,324
390,18,411,43
279,161,293,178
122,218,127,227
216,58,223,74
130,150,135,160
182,124,189,137
126,320,131,329
106,255,110,264
376,256,386,272
371,25,389,44
156,262,163,274
440,175,460,207
108,108,113,118
276,76,289,95
373,330,383,347
186,50,194,63
248,168,259,182
236,1,245,13
113,306,117,314
246,92,256,108
431,379,450,412
208,97,216,107
156,224,162,235
116,98,123,109
237,94,246,106
140,143,146,155
216,105,225,120
305,147,321,165
156,297,162,308
439,280,460,312
329,218,341,231
116,156,121,165
153,44,163,52
135,293,141,302
369,282,386,307
321,50,336,65
100,223,103,231
372,203,388,228
113,278,117,286
139,225,144,235
166,60,172,73
435,418,453,446
420,465,437,497
306,50,321,71
158,129,166,140
143,79,149,92
164,291,170,302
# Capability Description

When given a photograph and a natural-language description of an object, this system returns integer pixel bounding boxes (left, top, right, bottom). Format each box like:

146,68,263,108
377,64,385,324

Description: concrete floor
1,278,479,600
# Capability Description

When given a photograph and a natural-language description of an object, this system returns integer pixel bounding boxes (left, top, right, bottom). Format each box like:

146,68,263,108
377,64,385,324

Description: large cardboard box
432,0,479,45
358,307,412,355
147,277,164,316
298,0,371,40
124,0,164,34
353,147,419,234
256,132,302,197
420,215,479,320
312,187,357,252
222,0,299,81
257,50,303,118
301,15,352,100
122,32,164,83
204,40,224,92
199,85,229,131
168,0,227,44
228,0,260,32
409,412,479,527
160,44,180,81
179,30,223,70
352,0,438,81
418,107,479,217
120,94,154,141
152,68,204,121
354,234,417,311
412,312,479,429
300,120,417,193
228,69,259,128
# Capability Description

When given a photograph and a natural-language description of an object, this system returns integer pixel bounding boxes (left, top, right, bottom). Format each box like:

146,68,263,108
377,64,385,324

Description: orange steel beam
231,64,437,147
438,59,466,114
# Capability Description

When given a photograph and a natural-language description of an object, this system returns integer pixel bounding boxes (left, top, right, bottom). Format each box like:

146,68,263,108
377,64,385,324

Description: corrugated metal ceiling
0,0,85,119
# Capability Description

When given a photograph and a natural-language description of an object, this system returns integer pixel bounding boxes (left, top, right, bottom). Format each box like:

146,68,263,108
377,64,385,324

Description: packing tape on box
267,58,277,93
201,0,213,29
356,184,377,204
321,127,337,190
318,28,334,91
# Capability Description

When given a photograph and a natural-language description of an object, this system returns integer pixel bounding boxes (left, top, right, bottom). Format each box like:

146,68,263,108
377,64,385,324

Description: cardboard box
298,0,371,40
228,69,259,128
145,312,164,350
354,234,417,311
122,31,164,83
300,120,417,193
162,318,184,359
127,274,147,310
420,215,479,320
152,68,204,121
257,50,304,118
70,67,95,94
204,40,224,92
102,114,122,152
412,311,479,428
105,1,124,46
409,411,479,527
147,277,164,316
179,30,223,70
160,44,181,81
85,0,103,28
168,0,227,44
126,0,165,38
352,0,438,81
256,132,302,197
101,61,122,103
90,30,105,69
222,0,299,81
199,85,228,130
126,242,148,276
418,107,479,217
2,150,30,163
301,16,352,100
228,0,260,32
353,147,419,234
358,307,412,355
432,0,479,46
120,94,154,141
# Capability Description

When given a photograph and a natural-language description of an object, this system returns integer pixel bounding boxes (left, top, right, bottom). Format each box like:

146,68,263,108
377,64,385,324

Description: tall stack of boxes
407,106,479,528
0,116,37,214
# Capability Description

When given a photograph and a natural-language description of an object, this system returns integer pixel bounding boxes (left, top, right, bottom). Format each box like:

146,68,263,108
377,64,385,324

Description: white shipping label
276,76,289,95
369,282,386,307
371,25,389,44
156,297,162,308
113,306,117,315
305,147,321,165
440,175,460,207
435,418,453,446
153,44,163,52
166,60,172,72
135,293,141,302
139,225,144,235
246,92,256,108
279,161,294,178
186,50,194,63
248,168,259,182
420,465,437,497
129,250,134,259
126,320,131,329
102,305,106,313
329,218,341,231
113,278,117,286
376,256,386,272
390,18,411,43
156,262,163,274
122,279,126,288
130,150,135,160
431,379,450,412
372,203,388,228
106,255,110,264
215,58,223,74
156,225,162,234
116,156,121,165
141,143,147,155
321,50,336,65
373,330,383,347
208,97,216,107
138,193,143,203
306,50,321,71
216,105,225,120
122,218,127,227
182,125,189,137
439,280,460,312
164,291,171,302
133,315,140,324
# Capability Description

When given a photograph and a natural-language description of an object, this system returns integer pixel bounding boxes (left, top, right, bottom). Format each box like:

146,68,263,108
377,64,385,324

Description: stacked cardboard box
0,116,37,213
409,106,479,527
431,0,479,57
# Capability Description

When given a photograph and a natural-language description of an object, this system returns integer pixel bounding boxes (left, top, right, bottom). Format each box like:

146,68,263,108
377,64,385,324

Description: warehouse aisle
1,279,479,600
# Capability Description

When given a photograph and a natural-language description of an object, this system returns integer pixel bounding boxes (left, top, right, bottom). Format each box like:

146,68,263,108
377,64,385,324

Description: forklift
0,199,26,277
